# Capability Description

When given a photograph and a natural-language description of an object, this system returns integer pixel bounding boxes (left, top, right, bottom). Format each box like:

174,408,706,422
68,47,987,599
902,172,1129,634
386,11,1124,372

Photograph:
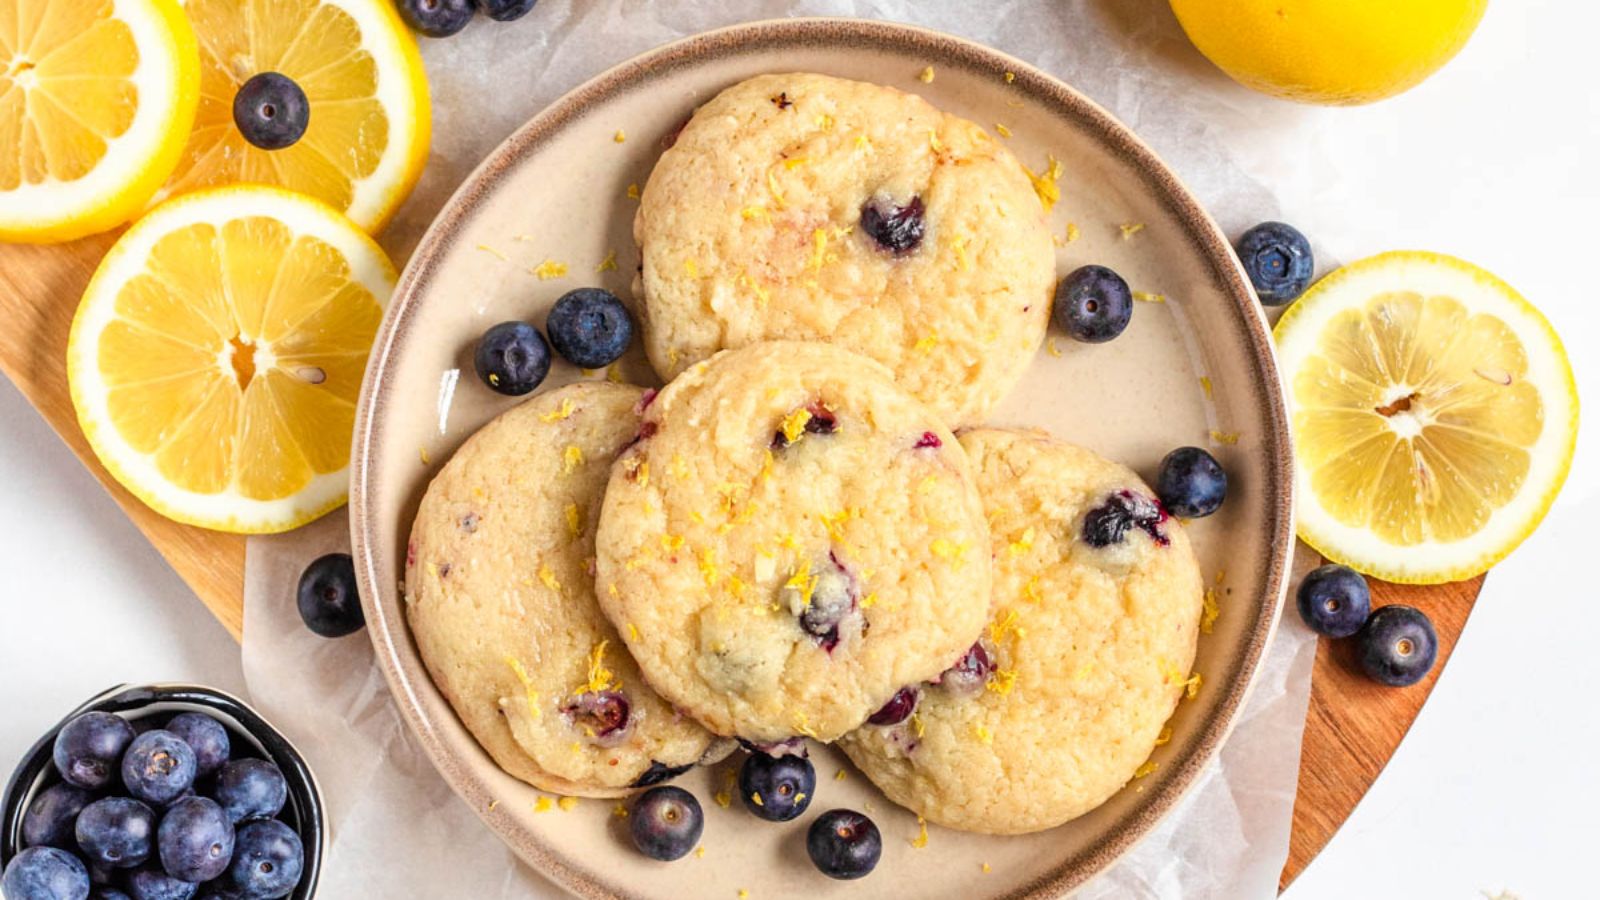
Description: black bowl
1,684,324,898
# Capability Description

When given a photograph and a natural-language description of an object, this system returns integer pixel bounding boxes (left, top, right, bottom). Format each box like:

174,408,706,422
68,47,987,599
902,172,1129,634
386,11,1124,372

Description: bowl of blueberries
0,685,323,900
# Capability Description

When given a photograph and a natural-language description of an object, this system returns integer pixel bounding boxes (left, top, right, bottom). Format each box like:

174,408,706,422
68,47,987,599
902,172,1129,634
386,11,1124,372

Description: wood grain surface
0,234,1483,892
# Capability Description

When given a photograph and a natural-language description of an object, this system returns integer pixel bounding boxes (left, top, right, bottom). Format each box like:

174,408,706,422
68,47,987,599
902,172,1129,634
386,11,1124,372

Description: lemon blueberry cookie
634,72,1055,425
838,428,1204,834
594,342,993,744
406,382,722,797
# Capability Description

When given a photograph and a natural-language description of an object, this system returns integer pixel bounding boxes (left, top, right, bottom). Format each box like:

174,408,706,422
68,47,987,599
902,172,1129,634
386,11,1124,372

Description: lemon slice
68,185,395,533
0,0,199,243
1275,251,1578,583
158,0,430,234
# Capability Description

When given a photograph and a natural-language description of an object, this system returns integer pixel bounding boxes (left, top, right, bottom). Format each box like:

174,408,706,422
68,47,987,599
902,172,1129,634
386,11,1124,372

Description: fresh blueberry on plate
296,552,365,638
473,0,536,22
120,731,197,806
806,809,881,880
164,713,231,778
1,846,91,900
1235,221,1314,305
546,288,634,369
1053,265,1133,343
224,820,303,899
53,711,136,790
123,864,197,900
1356,605,1438,687
213,759,288,825
474,321,551,396
628,786,703,861
75,797,156,869
396,0,475,38
859,195,926,256
22,782,95,850
738,751,815,822
1155,446,1227,518
1296,564,1371,638
158,796,235,883
232,73,310,151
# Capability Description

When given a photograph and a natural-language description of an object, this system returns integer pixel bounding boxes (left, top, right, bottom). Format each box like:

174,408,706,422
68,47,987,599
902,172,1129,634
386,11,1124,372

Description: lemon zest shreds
1046,338,1063,358
779,408,812,444
987,668,1018,695
953,236,972,271
531,260,569,279
995,123,1012,138
766,169,786,208
749,792,764,807
1200,376,1214,399
792,711,819,739
565,503,584,538
1155,726,1173,747
534,796,553,812
419,447,431,465
1201,588,1220,634
989,609,1023,643
1022,575,1043,604
563,445,585,473
835,769,848,781
1183,672,1203,699
1008,527,1035,555
585,641,619,694
714,789,732,809
699,547,721,587
613,130,626,143
503,656,540,720
1134,760,1158,778
815,114,835,130
913,332,941,353
982,863,992,874
931,539,969,565
1004,71,1017,83
477,244,508,261
1022,154,1064,212
928,129,944,153
973,724,994,744
537,563,561,592
558,796,578,811
861,592,878,609
661,534,685,553
695,846,705,858
613,803,628,818
540,399,577,422
783,157,810,170
1119,223,1146,240
911,817,929,848
1066,222,1081,243
741,206,769,221
1210,430,1241,446
919,66,936,83
910,712,926,738
855,134,871,151
1133,291,1166,303
785,560,818,609
738,891,749,900
596,250,618,273
489,800,499,811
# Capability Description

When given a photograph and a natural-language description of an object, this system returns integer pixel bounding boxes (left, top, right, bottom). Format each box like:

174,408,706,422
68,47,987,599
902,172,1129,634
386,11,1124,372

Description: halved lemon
68,185,395,533
1275,251,1578,584
158,0,430,234
0,0,200,243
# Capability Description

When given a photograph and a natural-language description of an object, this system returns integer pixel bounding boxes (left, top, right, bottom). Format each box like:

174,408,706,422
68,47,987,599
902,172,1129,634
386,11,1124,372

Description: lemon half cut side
67,184,395,534
1274,251,1578,584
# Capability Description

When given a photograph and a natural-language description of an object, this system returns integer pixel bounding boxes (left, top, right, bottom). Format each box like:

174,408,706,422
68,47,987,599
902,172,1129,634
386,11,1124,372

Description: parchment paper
243,1,1321,896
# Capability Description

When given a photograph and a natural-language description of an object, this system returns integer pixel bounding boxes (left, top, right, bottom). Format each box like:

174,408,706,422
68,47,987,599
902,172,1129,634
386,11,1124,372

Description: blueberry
90,889,132,900
474,321,551,396
631,760,693,788
123,865,196,900
213,759,288,824
231,73,309,151
1053,265,1133,343
53,712,136,790
1296,564,1371,638
2,847,90,900
866,686,918,726
158,797,235,883
859,195,925,256
1155,446,1228,518
295,552,364,638
396,0,474,38
224,820,303,899
546,288,634,368
796,561,855,646
22,783,95,850
474,0,536,23
935,643,993,696
1356,605,1438,687
74,797,156,869
1081,490,1169,547
120,731,197,806
164,714,231,779
628,786,703,861
560,690,632,747
738,752,815,822
1235,221,1314,305
805,809,881,880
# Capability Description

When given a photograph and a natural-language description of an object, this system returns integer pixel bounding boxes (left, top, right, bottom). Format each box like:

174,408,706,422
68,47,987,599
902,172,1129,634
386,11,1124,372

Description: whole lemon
1169,0,1488,105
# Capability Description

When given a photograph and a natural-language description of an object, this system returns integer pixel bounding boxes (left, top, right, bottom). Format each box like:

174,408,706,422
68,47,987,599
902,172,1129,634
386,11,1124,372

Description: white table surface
1,1,1594,896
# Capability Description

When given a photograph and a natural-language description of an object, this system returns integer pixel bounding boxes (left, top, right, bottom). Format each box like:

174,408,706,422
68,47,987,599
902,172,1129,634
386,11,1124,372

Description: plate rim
351,16,1295,899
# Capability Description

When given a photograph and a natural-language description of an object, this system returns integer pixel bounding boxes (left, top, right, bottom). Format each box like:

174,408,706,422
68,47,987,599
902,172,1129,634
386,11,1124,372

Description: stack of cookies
405,73,1203,836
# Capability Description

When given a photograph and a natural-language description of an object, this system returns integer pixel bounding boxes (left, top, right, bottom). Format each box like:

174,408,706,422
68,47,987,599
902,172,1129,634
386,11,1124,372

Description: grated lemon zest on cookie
931,539,969,566
503,656,541,720
585,641,619,694
987,668,1018,695
913,332,941,353
661,534,685,552
1022,576,1043,604
537,563,562,592
972,724,994,744
699,548,721,587
779,408,812,443
1008,527,1035,555
562,445,585,473
540,399,577,422
564,504,584,537
626,622,639,641
740,206,769,221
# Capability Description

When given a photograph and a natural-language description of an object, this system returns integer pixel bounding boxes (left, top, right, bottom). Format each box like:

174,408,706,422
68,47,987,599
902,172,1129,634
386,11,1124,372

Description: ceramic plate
352,18,1292,899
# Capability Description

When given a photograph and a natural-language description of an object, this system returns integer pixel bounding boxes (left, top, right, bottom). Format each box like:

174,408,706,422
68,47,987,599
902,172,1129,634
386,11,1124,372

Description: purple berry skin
1053,265,1133,343
123,864,197,900
1296,564,1371,638
738,752,815,822
295,552,364,638
806,809,882,879
158,796,236,883
1356,605,1438,687
164,713,231,779
2,846,91,900
474,0,536,21
224,820,304,899
91,888,133,900
935,643,994,696
859,195,926,256
1235,221,1314,305
53,712,136,791
546,288,634,369
1155,446,1227,518
75,797,157,869
628,786,703,861
22,782,95,850
213,759,288,824
395,0,474,38
866,687,918,726
630,760,693,788
120,731,197,806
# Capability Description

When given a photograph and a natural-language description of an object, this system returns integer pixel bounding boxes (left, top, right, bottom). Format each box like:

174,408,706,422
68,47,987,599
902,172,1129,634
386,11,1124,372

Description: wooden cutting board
0,234,1483,892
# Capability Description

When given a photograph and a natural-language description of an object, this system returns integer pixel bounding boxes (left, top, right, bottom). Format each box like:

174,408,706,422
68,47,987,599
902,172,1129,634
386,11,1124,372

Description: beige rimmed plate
351,18,1292,899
